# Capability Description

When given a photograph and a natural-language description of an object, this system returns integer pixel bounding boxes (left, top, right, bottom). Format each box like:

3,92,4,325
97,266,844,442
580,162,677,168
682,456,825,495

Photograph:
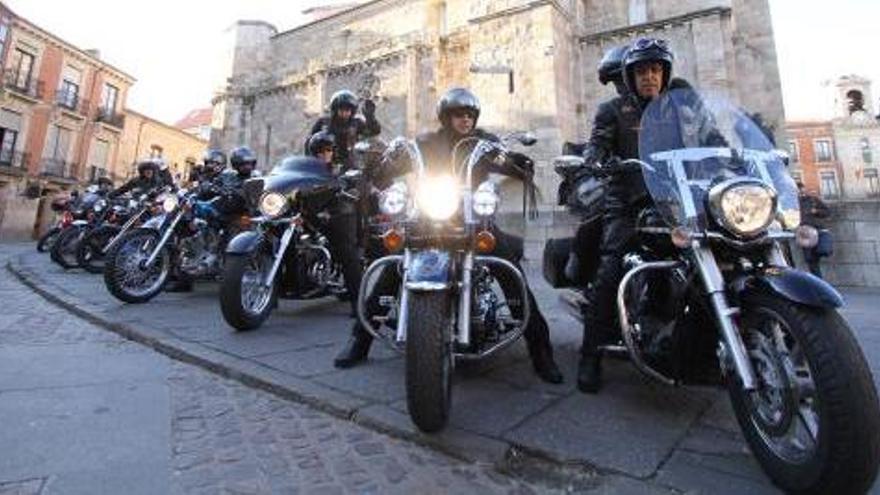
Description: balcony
95,107,125,129
54,89,81,112
0,150,28,176
40,157,76,181
3,70,44,101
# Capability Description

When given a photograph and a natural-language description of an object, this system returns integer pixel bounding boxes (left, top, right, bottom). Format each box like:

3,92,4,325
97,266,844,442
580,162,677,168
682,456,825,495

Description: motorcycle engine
179,226,220,277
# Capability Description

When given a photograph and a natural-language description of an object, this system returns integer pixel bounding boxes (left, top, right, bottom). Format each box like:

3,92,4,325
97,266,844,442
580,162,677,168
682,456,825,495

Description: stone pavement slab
9,247,880,493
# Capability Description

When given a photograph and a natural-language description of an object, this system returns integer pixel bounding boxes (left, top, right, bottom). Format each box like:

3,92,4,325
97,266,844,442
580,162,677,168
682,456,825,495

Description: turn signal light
475,230,496,253
239,215,252,229
670,227,693,249
383,229,404,253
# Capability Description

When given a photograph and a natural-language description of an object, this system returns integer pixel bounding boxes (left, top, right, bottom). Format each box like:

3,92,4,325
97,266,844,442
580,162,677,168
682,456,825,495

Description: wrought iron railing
3,70,44,100
40,157,74,178
0,150,28,169
95,107,125,128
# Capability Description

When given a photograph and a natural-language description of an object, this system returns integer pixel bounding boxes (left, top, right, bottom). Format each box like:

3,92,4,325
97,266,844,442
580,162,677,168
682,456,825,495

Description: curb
6,254,616,488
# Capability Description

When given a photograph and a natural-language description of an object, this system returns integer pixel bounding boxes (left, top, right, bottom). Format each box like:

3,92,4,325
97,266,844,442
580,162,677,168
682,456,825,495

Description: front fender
225,230,263,255
732,266,844,309
142,214,166,230
405,249,451,291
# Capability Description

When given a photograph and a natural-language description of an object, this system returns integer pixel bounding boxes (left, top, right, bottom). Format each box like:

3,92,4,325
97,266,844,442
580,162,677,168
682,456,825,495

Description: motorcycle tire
36,227,61,253
103,228,170,304
219,251,276,331
77,225,121,274
51,225,86,270
405,291,453,433
728,292,880,494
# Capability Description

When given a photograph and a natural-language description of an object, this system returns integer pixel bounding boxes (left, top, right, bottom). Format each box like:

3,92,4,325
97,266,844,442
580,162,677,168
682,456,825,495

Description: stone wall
822,201,880,288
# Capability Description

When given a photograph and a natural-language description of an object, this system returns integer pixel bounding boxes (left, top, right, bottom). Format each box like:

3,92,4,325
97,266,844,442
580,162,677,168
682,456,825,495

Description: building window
101,83,119,114
10,48,34,89
0,127,18,165
149,145,163,159
819,171,839,199
0,23,8,61
865,169,880,197
814,139,834,162
58,79,79,109
787,140,799,163
861,137,873,164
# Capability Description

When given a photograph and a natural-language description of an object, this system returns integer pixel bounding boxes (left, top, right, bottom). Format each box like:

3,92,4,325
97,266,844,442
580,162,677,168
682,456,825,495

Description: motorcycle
543,90,880,494
37,195,77,253
220,156,357,331
356,132,538,433
50,186,106,269
103,188,232,303
75,192,155,274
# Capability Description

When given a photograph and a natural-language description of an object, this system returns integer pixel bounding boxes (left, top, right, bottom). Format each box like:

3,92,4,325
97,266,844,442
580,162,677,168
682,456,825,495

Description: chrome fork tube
457,252,474,346
395,250,412,342
144,211,184,268
263,225,295,288
103,208,145,254
692,243,757,390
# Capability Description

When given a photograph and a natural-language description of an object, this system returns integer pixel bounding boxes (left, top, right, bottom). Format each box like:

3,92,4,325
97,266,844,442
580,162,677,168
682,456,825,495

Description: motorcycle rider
577,38,676,393
599,44,630,98
334,88,564,385
307,90,381,168
307,130,337,169
194,149,227,185
109,159,165,198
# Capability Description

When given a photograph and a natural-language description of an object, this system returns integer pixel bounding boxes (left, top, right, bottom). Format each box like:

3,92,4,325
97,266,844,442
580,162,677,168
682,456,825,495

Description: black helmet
202,149,227,167
136,160,157,176
329,90,359,115
95,176,113,189
307,130,336,157
229,146,257,174
437,88,481,127
598,45,628,86
623,37,674,95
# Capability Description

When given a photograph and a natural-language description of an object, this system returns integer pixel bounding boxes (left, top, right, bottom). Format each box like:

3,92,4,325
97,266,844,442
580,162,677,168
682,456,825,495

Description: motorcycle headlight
161,195,179,213
379,182,408,216
473,181,499,217
779,208,801,231
709,181,776,238
417,175,459,220
259,192,288,218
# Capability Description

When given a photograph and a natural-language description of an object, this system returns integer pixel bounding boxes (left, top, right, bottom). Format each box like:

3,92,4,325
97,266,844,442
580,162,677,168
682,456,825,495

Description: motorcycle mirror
517,132,538,147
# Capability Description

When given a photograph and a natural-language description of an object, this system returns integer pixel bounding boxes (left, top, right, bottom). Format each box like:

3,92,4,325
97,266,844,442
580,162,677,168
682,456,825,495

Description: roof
174,108,213,130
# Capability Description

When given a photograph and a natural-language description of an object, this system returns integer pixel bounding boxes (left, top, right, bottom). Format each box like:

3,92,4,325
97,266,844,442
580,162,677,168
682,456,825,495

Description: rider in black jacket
109,160,165,198
307,90,381,168
578,38,676,394
333,88,563,384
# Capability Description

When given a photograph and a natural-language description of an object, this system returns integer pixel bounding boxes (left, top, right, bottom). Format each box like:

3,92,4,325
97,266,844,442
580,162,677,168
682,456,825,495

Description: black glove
362,99,376,118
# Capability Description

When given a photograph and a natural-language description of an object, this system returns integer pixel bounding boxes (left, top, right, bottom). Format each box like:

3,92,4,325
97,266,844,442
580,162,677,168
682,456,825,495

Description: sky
7,0,879,124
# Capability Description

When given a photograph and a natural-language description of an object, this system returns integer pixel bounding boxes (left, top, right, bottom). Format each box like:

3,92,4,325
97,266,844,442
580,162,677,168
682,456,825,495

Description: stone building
211,0,786,215
119,110,207,184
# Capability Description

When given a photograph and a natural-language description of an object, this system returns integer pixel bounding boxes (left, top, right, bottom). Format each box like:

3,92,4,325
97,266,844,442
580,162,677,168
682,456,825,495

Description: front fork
143,211,185,268
692,242,758,391
263,224,297,288
103,208,147,254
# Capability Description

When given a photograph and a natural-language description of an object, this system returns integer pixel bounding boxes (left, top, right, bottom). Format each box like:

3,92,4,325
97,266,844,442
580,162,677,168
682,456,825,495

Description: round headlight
417,175,459,220
379,182,408,216
161,195,179,213
710,182,776,237
779,208,801,231
259,192,288,218
473,181,499,217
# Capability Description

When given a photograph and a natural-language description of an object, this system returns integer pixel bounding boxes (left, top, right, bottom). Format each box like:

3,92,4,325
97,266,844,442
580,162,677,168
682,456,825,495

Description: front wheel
51,225,86,269
219,250,276,331
405,291,453,433
728,293,880,494
103,229,170,303
77,225,120,274
37,227,60,253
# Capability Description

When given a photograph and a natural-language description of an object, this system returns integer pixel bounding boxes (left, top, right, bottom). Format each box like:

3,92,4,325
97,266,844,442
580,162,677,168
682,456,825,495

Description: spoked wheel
728,293,880,494
220,250,276,331
77,225,120,274
51,226,87,269
405,291,454,433
103,229,170,303
37,227,61,253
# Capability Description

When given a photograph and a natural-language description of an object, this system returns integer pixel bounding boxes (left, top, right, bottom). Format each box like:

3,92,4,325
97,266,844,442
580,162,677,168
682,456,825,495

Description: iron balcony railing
40,157,75,179
0,150,28,170
3,70,44,100
95,107,125,129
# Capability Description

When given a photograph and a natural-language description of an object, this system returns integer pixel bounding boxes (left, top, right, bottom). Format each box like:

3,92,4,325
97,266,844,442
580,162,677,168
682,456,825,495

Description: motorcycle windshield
638,89,799,231
264,156,335,194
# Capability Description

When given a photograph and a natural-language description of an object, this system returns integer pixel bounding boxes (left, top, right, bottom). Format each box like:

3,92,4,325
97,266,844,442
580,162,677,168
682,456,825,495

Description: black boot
334,323,373,369
529,342,564,384
577,352,603,393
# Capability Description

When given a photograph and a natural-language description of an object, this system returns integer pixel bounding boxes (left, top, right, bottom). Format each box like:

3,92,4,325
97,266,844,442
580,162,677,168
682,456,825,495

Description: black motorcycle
76,193,150,274
50,186,106,269
103,189,231,303
356,132,538,433
219,156,356,331
544,90,880,494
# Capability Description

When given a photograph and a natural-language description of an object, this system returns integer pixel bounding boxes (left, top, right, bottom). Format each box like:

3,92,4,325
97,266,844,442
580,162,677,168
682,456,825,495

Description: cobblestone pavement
6,243,880,494
0,244,557,494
